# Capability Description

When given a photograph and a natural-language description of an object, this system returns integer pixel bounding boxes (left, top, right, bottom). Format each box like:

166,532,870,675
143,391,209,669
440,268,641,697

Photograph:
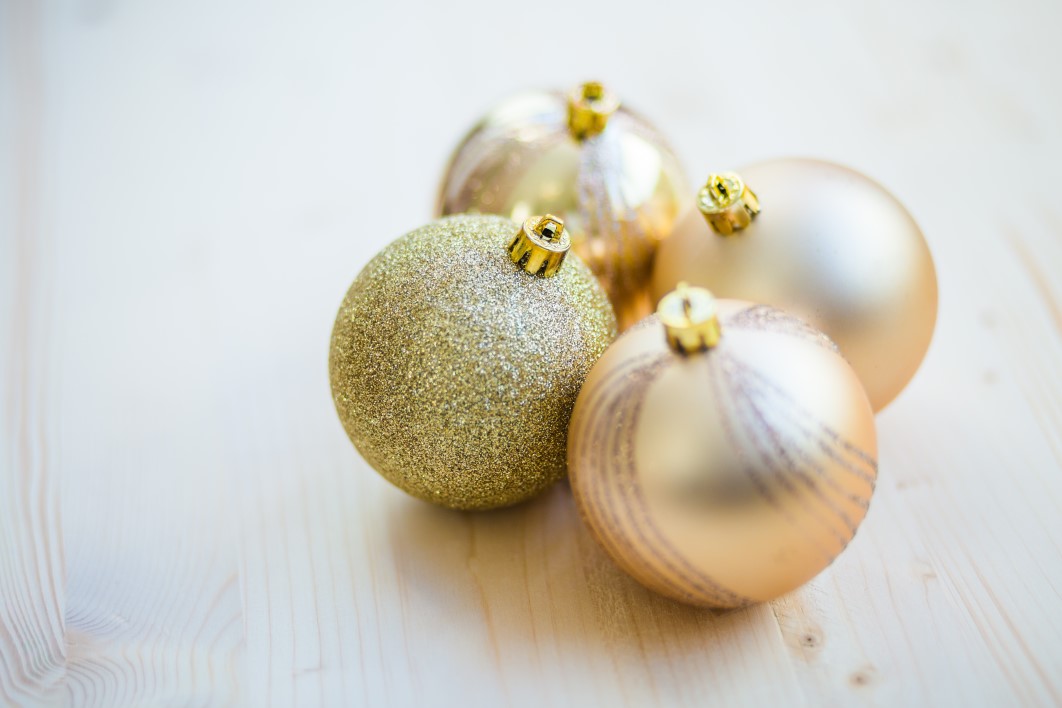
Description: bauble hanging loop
567,81,620,140
697,173,761,235
508,214,570,277
657,282,721,353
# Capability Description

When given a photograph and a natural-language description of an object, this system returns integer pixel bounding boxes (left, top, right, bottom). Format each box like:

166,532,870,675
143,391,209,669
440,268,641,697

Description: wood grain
1,2,66,704
2,0,1061,705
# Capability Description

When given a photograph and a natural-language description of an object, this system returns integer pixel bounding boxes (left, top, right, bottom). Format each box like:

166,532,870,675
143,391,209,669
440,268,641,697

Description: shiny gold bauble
437,82,689,331
330,214,616,510
652,158,938,411
568,289,877,608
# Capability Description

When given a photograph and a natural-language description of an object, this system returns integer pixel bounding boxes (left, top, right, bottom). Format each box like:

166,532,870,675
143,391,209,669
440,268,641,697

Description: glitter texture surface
329,215,617,510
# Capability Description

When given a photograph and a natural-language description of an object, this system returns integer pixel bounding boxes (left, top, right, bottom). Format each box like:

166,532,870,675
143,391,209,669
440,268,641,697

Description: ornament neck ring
567,81,620,141
508,214,571,278
698,172,760,235
658,283,721,354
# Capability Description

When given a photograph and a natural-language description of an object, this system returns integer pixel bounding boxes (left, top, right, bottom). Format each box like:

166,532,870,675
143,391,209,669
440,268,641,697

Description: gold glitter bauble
437,82,689,331
329,214,616,510
652,158,938,412
568,288,877,608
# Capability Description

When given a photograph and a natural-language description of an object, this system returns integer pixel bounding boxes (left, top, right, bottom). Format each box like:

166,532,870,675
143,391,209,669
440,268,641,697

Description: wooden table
3,0,1061,705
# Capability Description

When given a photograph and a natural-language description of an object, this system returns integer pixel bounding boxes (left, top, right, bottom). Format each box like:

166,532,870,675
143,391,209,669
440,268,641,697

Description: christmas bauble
568,285,877,607
437,82,689,331
330,214,616,510
651,158,937,411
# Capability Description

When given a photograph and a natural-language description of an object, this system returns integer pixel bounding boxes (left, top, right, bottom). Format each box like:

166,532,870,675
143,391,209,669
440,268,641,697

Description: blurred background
2,0,1061,705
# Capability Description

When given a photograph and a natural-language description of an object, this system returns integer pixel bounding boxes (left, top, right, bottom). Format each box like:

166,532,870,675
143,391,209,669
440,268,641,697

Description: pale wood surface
2,0,1061,705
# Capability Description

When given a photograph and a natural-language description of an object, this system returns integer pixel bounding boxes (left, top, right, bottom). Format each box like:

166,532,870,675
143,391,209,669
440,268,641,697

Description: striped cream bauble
567,286,878,607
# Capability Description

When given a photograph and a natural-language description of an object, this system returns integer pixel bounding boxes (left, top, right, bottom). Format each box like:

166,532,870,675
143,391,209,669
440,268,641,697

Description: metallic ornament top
568,296,878,608
657,282,721,353
697,173,761,235
329,215,617,510
437,82,690,331
652,158,938,412
567,81,619,140
508,214,570,277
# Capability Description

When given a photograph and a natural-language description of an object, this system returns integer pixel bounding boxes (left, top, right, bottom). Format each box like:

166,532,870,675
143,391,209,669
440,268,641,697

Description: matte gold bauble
568,285,877,608
330,214,616,510
437,82,689,331
651,158,938,411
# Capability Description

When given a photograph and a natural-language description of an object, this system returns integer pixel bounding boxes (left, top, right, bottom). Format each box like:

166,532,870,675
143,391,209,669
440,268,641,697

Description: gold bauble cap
567,81,620,140
658,283,721,354
698,172,761,235
508,214,571,278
